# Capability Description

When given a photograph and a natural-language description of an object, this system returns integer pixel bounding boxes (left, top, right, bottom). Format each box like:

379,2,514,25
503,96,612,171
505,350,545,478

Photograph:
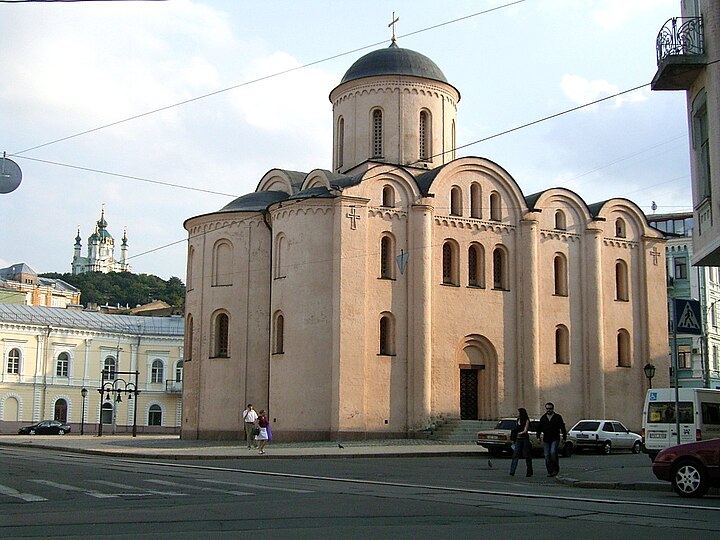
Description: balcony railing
165,379,182,393
656,17,704,65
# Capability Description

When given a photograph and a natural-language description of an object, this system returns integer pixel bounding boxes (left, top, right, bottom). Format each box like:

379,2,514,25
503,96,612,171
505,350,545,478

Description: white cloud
560,74,647,109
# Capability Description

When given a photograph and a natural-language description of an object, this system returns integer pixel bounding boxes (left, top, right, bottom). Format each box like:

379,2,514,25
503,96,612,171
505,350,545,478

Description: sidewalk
0,434,670,493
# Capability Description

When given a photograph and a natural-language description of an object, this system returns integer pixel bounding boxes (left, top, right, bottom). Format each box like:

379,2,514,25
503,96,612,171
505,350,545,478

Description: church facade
72,208,131,275
182,42,670,441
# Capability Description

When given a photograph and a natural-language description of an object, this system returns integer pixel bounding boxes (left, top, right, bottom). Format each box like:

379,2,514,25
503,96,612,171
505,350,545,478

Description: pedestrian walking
255,409,270,455
509,407,533,477
242,404,258,449
536,402,567,477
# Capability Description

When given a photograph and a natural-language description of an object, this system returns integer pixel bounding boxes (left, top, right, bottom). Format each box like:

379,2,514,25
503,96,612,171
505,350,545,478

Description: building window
337,116,344,169
382,185,395,208
490,192,501,221
678,344,692,369
7,348,20,374
213,312,229,358
617,329,631,367
187,246,194,291
493,246,509,290
212,240,233,286
554,253,568,296
468,244,485,288
273,312,284,354
450,186,462,216
554,210,566,230
103,356,116,381
419,110,431,160
379,313,395,355
470,183,482,218
615,259,629,301
101,402,113,424
186,314,193,361
56,352,69,377
555,325,570,364
692,90,711,202
674,257,688,280
151,359,164,384
372,109,383,158
713,345,719,372
615,218,626,238
54,399,67,422
274,234,286,279
442,241,459,285
380,235,394,279
148,404,162,426
175,360,183,383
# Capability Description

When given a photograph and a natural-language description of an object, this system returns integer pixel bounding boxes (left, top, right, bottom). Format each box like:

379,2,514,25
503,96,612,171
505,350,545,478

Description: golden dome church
182,42,669,441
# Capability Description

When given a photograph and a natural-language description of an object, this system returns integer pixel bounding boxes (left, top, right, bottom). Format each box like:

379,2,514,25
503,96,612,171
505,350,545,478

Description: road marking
90,480,187,496
197,478,313,493
0,483,47,502
145,479,252,496
30,480,117,498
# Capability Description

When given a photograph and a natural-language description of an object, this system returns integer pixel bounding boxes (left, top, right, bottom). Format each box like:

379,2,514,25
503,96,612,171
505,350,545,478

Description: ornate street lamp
644,362,656,388
80,387,88,435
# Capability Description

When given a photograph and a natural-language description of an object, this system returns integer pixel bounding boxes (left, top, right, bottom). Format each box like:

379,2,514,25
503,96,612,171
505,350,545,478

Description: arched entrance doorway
457,335,497,420
54,399,68,422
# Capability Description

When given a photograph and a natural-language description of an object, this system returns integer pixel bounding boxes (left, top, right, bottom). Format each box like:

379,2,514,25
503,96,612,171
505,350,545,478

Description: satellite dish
0,156,22,194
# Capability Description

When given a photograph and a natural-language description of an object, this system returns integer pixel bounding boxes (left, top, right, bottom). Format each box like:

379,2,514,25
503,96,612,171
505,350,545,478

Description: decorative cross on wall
346,207,361,230
650,247,661,265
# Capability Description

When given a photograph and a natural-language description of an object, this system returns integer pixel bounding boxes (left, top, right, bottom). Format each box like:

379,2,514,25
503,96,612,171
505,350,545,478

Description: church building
182,41,670,441
72,208,131,275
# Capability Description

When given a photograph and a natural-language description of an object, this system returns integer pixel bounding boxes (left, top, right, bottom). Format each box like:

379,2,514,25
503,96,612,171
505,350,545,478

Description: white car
569,420,641,454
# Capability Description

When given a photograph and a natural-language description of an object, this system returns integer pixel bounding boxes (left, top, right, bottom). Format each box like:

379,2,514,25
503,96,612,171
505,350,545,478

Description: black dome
340,42,450,85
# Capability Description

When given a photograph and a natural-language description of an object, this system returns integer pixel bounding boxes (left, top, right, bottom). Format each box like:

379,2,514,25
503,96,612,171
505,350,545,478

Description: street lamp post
80,387,87,435
644,362,656,389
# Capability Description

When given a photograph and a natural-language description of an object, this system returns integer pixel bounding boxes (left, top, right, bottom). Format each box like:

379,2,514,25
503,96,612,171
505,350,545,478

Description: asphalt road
1,447,719,539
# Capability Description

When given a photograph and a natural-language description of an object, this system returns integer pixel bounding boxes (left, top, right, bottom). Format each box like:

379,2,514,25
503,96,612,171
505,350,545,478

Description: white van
642,387,720,460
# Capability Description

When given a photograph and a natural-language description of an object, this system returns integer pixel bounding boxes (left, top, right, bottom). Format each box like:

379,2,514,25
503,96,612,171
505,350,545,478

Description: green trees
40,271,185,309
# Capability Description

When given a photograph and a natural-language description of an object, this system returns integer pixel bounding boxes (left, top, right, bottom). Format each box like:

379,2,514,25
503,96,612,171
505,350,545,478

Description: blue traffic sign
674,299,702,335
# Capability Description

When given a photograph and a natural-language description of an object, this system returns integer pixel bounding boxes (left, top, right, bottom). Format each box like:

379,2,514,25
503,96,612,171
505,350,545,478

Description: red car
651,438,720,497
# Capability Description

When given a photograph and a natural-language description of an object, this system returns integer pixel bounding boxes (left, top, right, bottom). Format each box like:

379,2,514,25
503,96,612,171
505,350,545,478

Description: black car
18,420,71,435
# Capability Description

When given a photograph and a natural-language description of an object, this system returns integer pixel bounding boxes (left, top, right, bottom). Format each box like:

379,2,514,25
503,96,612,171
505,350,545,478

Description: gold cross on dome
389,12,399,42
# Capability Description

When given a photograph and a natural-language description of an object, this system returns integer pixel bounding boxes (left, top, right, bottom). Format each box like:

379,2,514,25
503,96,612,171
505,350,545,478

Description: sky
0,0,692,281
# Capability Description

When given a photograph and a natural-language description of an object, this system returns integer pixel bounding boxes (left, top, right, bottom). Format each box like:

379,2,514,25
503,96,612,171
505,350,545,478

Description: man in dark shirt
536,402,567,477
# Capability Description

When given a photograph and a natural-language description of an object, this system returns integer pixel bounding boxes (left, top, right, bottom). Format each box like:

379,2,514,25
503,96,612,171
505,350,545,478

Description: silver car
569,419,641,454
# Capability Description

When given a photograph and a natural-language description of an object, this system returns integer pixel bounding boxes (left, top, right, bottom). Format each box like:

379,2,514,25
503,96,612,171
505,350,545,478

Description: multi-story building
652,0,720,266
648,212,720,388
0,304,184,434
0,263,80,308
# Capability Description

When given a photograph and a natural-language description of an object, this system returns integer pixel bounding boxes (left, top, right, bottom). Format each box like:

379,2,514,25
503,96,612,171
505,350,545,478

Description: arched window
372,109,383,158
151,359,164,384
101,402,113,424
379,313,395,355
554,253,568,296
274,234,286,279
213,312,229,358
555,210,566,230
56,352,69,377
273,312,284,354
617,329,631,367
615,218,626,238
380,234,394,279
450,186,462,216
148,404,162,426
7,348,20,374
54,399,68,422
442,241,459,285
187,246,194,291
615,259,629,301
185,314,193,362
493,246,509,290
337,116,344,169
103,356,116,381
419,110,431,160
555,325,570,364
470,183,482,218
382,185,395,207
212,240,233,286
468,244,485,288
490,191,501,221
175,360,183,383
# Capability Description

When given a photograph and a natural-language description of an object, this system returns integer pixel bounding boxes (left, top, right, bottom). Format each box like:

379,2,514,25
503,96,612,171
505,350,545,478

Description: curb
557,476,670,492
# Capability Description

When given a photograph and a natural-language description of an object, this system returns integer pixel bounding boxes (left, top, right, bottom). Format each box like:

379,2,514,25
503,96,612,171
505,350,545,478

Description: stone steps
429,419,497,443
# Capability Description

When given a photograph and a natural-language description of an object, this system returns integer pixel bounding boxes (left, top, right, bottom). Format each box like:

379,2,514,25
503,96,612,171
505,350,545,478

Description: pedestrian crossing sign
674,299,702,335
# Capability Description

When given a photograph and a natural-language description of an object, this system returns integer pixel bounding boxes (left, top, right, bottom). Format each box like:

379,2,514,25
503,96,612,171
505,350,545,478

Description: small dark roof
0,263,36,278
339,43,455,92
219,191,289,213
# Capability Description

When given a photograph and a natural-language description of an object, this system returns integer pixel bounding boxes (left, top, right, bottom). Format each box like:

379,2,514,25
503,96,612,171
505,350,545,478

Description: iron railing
165,379,182,393
656,17,704,65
